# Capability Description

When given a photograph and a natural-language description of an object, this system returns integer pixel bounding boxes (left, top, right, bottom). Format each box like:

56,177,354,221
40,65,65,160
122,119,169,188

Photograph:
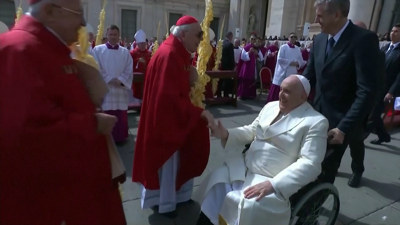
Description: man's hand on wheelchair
244,180,275,201
328,128,344,145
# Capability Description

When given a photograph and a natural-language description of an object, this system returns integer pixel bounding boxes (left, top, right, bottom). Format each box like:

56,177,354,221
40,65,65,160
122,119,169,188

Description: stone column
228,0,249,39
268,0,300,37
348,0,375,29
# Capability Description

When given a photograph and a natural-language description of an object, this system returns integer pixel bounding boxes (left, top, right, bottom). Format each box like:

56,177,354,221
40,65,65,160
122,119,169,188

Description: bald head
29,0,85,45
353,21,367,29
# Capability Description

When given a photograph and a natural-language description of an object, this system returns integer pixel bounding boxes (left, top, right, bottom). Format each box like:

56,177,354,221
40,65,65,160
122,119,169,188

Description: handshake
201,110,229,140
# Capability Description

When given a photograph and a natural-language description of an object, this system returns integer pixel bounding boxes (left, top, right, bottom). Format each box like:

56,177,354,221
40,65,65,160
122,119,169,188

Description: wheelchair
242,144,340,225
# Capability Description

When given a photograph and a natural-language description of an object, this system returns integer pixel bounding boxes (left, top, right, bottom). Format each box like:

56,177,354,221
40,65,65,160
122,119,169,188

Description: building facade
0,0,399,40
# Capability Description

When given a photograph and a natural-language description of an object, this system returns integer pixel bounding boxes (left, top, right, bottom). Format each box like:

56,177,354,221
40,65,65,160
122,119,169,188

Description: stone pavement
119,98,400,225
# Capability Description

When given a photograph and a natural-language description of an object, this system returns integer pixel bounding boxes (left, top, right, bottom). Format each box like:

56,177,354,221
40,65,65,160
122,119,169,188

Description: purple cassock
264,45,279,75
236,44,258,99
298,49,310,75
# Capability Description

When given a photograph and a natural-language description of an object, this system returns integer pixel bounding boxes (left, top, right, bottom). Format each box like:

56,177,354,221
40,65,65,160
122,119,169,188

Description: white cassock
241,49,264,79
140,151,194,213
92,43,133,111
193,101,328,225
234,48,241,64
273,44,305,86
395,97,400,111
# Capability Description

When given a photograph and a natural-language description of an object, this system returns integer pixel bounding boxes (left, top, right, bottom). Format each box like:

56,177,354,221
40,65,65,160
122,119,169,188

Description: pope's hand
210,120,228,140
201,110,215,126
244,180,275,201
95,113,118,134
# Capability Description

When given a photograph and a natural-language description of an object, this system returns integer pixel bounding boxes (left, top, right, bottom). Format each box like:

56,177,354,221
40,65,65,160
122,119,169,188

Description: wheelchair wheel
289,183,340,225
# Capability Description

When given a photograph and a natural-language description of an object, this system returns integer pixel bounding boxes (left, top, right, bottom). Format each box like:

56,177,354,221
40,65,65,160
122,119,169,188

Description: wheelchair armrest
242,143,251,154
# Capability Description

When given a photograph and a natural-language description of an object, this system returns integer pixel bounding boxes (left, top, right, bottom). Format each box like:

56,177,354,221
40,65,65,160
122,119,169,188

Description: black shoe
196,211,213,225
348,173,362,188
370,137,390,145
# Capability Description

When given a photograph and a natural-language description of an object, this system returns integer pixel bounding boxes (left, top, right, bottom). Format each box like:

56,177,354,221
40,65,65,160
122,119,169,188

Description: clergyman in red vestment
0,0,125,224
132,15,214,218
130,29,152,106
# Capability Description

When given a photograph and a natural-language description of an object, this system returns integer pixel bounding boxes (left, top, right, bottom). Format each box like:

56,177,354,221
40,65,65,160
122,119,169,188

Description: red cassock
132,35,210,190
130,47,152,99
192,46,216,98
0,16,125,224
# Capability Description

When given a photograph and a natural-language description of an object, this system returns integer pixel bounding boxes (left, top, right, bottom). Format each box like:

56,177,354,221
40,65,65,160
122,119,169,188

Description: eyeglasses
52,4,83,15
290,36,297,39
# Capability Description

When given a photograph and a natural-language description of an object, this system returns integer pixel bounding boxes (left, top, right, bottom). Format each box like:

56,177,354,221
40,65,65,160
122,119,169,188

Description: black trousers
321,125,365,184
366,99,390,140
349,137,365,174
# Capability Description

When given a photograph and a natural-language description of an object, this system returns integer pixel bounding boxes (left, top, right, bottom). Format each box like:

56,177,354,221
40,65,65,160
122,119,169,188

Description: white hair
171,24,191,37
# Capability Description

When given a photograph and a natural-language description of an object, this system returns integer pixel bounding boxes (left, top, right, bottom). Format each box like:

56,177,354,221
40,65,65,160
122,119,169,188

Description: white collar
389,42,400,48
328,20,350,43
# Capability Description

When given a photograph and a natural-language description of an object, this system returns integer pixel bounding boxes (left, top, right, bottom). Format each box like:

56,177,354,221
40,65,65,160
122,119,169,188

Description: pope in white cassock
193,75,329,225
92,25,133,143
266,33,305,103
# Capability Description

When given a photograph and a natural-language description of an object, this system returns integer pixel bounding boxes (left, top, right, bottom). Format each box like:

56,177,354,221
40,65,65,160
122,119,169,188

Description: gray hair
314,0,350,17
171,25,191,37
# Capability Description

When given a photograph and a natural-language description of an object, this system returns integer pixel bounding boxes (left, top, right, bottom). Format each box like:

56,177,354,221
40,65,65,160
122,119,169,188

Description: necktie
386,45,394,56
325,37,335,61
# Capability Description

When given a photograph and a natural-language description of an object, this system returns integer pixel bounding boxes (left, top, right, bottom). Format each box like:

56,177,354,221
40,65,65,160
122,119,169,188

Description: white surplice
140,150,194,213
92,44,133,111
192,101,329,225
241,49,264,79
234,48,241,64
273,44,305,86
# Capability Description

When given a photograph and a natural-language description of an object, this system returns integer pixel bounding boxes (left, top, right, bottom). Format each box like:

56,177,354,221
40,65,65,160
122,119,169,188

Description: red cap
29,0,42,4
176,15,198,26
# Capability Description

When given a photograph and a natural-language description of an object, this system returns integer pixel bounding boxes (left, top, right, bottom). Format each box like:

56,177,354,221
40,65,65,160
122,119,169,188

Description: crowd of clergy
1,0,400,224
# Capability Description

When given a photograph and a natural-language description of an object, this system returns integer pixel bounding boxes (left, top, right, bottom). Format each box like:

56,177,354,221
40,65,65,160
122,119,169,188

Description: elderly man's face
44,0,85,45
279,76,306,113
137,42,146,50
234,39,240,47
181,23,203,53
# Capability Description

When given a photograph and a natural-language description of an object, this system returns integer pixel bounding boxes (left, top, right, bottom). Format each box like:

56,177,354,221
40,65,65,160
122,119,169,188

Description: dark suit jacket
381,43,400,96
303,21,381,135
220,39,235,70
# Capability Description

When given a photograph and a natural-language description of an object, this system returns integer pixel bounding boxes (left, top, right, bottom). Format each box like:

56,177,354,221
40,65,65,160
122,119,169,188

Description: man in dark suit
366,23,400,145
303,0,381,185
218,32,235,97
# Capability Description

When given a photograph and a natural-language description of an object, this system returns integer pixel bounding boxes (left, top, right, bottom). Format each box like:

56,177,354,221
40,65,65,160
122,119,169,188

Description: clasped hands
109,78,123,87
201,110,228,139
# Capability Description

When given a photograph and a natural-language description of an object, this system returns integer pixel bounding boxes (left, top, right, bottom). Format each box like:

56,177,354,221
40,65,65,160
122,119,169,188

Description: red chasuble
0,16,125,224
132,35,210,190
130,47,152,99
191,46,216,98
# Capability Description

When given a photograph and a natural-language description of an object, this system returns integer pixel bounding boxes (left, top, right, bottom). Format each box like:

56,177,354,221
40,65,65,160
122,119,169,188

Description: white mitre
293,75,311,96
209,28,215,41
0,21,9,34
135,29,146,43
